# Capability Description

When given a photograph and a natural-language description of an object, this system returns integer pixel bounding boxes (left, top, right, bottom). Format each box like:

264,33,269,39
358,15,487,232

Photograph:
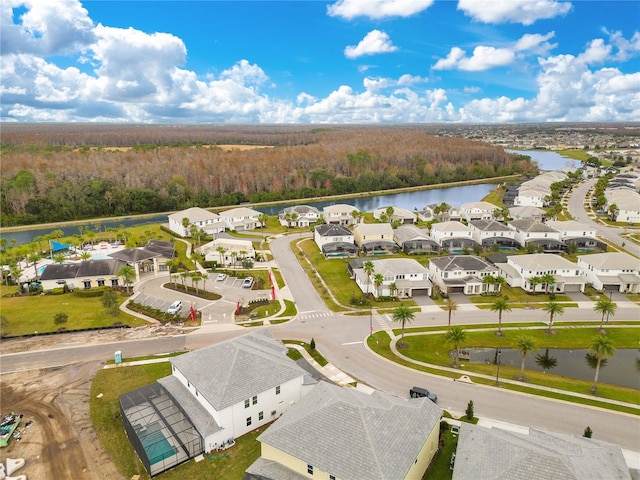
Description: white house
604,189,640,224
461,201,497,222
508,218,564,251
323,204,360,226
577,252,640,293
353,223,398,255
513,186,548,208
314,224,357,258
196,238,256,266
393,225,440,254
119,330,316,477
468,219,519,250
545,220,606,251
246,381,443,480
429,221,480,252
372,206,417,224
497,253,585,293
219,207,262,231
168,207,226,237
278,205,321,228
353,258,432,298
428,255,500,295
508,206,547,221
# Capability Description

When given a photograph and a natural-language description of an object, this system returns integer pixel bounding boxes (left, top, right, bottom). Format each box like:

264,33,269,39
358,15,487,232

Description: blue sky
1,0,639,123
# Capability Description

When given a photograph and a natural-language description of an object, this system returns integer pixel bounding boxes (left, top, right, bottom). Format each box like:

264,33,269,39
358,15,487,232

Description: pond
465,347,640,390
506,149,581,171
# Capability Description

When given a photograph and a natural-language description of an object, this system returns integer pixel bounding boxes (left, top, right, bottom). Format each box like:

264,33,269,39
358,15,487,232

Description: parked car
167,300,182,315
409,386,437,403
242,277,254,288
216,273,227,281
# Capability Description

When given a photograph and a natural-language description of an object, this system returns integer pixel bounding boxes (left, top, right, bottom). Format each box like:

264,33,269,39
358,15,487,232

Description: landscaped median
367,323,640,415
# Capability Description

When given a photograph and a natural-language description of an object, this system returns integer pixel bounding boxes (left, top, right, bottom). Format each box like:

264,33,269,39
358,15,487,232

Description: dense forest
0,125,538,226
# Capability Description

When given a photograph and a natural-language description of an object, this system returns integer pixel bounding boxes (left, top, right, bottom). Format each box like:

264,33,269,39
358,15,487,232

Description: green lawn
0,285,148,336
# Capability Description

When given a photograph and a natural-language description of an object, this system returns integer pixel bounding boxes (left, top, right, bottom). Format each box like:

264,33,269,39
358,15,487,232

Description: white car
167,300,182,315
216,273,227,281
242,277,254,288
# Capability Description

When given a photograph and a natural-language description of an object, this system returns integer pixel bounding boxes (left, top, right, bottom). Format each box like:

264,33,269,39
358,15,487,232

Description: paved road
566,178,640,257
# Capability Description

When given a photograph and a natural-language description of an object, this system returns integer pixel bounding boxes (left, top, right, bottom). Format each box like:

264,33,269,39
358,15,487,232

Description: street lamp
369,304,373,337
495,347,502,386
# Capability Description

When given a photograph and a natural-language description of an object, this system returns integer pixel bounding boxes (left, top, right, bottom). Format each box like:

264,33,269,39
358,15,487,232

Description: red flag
271,284,276,301
190,305,196,322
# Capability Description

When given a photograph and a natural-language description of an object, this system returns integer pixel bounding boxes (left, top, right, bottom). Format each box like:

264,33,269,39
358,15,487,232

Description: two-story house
314,224,357,258
508,218,564,252
429,221,480,252
353,223,399,255
373,206,417,224
168,207,226,237
468,219,520,250
323,204,360,226
461,201,498,222
428,255,500,295
278,205,321,228
219,207,262,231
577,252,640,293
119,330,316,477
497,253,585,293
393,225,440,254
246,381,443,480
352,258,432,298
545,220,606,251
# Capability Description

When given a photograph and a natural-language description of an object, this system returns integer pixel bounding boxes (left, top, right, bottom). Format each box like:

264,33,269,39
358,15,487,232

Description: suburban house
314,224,357,258
429,221,480,252
508,206,547,221
353,223,399,255
577,252,640,293
428,255,500,295
545,220,606,251
39,258,126,291
246,381,443,480
196,238,255,267
352,258,432,298
508,218,564,252
604,189,640,224
167,207,226,237
278,205,321,228
452,423,631,480
393,225,440,255
497,253,585,293
416,205,435,222
219,207,262,231
323,204,360,226
460,201,497,222
372,206,417,224
429,203,463,222
119,330,316,477
513,186,548,208
108,239,175,282
468,219,520,250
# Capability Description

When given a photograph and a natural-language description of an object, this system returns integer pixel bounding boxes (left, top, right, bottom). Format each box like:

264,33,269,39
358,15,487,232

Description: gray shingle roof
429,255,497,273
315,224,352,237
169,330,307,411
452,423,631,480
509,218,558,233
40,263,80,281
257,381,442,480
469,219,514,232
76,259,126,277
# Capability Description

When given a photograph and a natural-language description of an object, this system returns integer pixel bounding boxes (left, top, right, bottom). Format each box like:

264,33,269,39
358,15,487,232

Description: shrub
465,400,474,420
54,312,68,326
310,338,316,350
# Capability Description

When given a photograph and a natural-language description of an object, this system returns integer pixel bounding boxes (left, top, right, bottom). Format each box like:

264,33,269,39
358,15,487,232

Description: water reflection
467,347,639,390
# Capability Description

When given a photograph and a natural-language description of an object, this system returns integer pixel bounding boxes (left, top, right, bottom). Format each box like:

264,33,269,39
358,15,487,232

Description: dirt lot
0,326,185,479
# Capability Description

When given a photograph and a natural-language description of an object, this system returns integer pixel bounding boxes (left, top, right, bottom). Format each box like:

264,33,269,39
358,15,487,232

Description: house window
259,411,264,421
83,280,91,289
97,278,105,287
246,417,252,427
245,399,250,408
110,278,119,287
307,465,313,475
252,395,257,405
276,385,280,395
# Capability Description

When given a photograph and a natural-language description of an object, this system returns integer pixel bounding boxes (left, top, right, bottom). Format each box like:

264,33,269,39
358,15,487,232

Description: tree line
1,126,538,226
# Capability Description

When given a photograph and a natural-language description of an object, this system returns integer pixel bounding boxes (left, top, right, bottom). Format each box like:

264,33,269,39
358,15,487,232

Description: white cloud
344,30,398,59
457,0,572,25
327,0,434,20
578,38,612,65
514,32,556,54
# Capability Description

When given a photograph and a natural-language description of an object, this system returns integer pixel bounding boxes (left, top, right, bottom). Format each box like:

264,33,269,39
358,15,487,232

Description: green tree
516,335,536,381
583,426,593,438
528,276,543,293
445,326,467,367
373,273,384,298
542,300,564,333
465,400,474,421
593,296,617,331
28,252,42,278
391,303,415,343
54,312,68,327
490,297,511,336
444,297,457,327
117,265,136,294
589,335,616,393
363,261,374,295
389,282,398,300
53,253,66,264
101,290,120,316
80,251,92,261
540,273,556,295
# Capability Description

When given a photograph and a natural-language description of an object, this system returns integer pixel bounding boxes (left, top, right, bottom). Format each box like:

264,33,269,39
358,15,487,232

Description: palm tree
391,303,414,343
181,217,190,235
589,335,616,393
53,253,66,264
540,273,556,295
80,251,92,261
216,246,227,267
542,300,565,333
490,297,511,336
389,282,398,300
28,252,41,278
190,272,202,295
482,274,496,294
258,213,268,229
608,203,618,221
117,265,136,294
516,335,536,381
363,261,374,295
593,296,617,331
444,297,457,327
10,264,22,286
444,326,467,367
528,276,543,293
373,273,384,298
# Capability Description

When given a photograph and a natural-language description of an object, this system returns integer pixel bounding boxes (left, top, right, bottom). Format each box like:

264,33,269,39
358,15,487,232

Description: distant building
168,207,225,237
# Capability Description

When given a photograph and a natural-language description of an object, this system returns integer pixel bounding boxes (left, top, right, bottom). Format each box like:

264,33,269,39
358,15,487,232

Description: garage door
448,286,465,294
602,284,619,292
563,284,582,292
411,288,431,297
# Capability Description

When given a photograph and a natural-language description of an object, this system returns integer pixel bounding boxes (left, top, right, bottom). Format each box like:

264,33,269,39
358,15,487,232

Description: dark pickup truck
409,386,438,403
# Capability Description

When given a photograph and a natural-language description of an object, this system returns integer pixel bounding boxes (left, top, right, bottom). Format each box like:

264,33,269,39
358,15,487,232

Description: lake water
467,347,640,390
507,149,580,171
0,183,496,246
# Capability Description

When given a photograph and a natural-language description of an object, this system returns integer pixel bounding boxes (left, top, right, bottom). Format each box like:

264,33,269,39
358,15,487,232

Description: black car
409,386,438,403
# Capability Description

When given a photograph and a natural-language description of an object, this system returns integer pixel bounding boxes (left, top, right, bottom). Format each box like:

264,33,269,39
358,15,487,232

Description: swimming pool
134,424,177,465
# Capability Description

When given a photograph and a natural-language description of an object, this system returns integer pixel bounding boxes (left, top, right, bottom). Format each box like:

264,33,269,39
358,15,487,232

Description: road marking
342,341,363,346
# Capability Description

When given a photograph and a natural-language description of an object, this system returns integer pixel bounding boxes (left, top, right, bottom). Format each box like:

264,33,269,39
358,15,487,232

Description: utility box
114,350,122,364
